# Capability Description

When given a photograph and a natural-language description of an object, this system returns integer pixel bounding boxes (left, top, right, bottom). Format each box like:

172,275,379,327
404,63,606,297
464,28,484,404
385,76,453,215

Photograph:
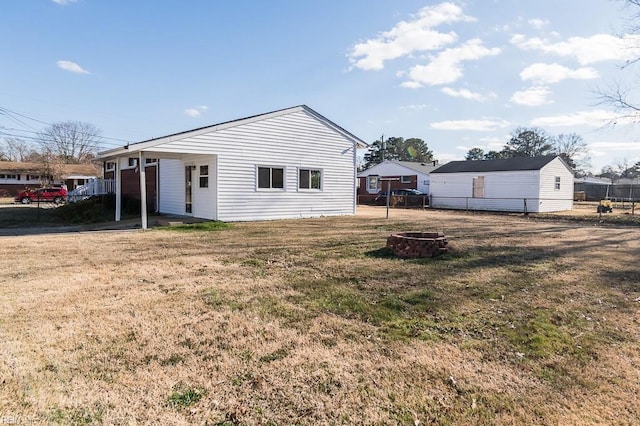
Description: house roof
0,161,100,176
99,105,367,159
430,156,561,174
357,160,440,177
394,161,440,174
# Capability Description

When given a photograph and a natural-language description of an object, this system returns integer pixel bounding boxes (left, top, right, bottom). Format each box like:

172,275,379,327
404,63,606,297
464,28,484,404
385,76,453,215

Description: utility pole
381,134,385,162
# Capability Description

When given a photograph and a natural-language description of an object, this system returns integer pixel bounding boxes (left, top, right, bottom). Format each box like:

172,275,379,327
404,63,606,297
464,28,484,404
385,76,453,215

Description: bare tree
596,0,640,124
37,121,102,164
0,138,39,162
552,133,591,175
39,151,66,186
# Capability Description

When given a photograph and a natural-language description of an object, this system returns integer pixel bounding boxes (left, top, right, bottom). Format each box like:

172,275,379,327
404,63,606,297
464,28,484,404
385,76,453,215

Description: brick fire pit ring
386,232,448,258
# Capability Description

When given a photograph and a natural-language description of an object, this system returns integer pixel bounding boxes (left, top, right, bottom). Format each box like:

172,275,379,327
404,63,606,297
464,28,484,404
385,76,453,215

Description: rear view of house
429,156,574,213
98,105,366,226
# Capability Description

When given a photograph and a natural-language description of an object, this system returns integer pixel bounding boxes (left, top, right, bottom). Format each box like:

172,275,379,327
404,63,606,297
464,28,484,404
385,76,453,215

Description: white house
429,156,574,213
357,160,439,196
98,105,367,227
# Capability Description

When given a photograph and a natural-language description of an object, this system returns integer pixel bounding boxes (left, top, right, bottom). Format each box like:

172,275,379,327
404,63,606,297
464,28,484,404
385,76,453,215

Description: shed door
473,176,485,198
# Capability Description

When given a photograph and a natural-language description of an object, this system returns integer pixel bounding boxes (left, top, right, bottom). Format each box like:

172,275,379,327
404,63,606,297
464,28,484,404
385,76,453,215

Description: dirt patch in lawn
1,206,639,424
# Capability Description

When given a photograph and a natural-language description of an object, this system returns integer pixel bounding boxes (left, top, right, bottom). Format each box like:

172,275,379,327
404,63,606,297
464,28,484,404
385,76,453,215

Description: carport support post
115,160,121,222
139,152,148,230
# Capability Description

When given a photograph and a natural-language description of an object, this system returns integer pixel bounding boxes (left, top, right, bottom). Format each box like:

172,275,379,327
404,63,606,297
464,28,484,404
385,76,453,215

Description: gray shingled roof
430,156,559,174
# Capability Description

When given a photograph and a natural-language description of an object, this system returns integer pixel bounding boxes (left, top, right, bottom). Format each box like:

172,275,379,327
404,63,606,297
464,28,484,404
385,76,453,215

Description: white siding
538,157,574,212
430,170,542,212
156,109,356,221
158,159,185,216
430,159,574,213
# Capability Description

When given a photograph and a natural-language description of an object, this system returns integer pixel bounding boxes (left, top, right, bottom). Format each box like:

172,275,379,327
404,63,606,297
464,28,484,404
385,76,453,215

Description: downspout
353,141,358,214
139,152,148,230
115,159,121,222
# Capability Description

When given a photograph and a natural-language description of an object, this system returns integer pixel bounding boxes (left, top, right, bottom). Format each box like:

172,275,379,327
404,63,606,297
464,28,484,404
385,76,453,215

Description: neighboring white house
98,105,367,227
357,160,440,195
429,156,574,213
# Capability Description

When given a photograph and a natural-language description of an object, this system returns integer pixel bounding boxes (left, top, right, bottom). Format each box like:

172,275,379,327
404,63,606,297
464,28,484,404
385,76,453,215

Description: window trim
105,162,116,171
256,165,286,191
554,176,561,190
298,168,323,191
199,165,209,188
367,175,379,191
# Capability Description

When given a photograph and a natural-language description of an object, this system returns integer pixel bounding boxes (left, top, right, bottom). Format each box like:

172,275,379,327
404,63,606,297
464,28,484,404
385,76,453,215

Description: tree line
464,127,591,175
0,121,102,185
361,128,590,175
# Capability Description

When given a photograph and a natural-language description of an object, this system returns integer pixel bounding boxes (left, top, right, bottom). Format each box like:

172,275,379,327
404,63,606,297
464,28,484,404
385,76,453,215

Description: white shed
429,156,574,213
357,160,439,195
98,105,366,227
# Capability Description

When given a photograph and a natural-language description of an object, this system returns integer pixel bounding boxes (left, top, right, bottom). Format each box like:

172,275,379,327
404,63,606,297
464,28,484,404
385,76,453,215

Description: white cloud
57,60,90,74
184,105,209,117
528,18,549,30
531,109,619,127
520,63,598,84
399,104,429,111
441,87,496,102
402,39,501,87
52,0,78,4
348,2,475,71
510,86,553,106
589,141,640,151
510,33,640,65
430,118,511,131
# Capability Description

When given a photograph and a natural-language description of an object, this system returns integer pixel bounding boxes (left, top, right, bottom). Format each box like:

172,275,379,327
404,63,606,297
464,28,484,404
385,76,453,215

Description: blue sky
1,0,639,172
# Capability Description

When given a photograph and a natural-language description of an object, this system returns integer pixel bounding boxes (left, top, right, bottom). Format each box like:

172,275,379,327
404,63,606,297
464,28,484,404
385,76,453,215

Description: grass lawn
0,206,639,424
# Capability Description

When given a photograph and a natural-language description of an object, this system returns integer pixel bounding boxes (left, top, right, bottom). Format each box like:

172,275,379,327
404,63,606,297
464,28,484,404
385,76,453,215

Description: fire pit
386,232,448,258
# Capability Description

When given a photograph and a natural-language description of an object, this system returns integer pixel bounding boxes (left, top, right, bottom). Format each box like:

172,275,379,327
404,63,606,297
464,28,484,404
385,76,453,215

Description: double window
257,166,284,189
299,169,322,190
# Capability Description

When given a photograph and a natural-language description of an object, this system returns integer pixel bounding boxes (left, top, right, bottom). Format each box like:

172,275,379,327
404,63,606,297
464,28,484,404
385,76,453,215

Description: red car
14,187,67,205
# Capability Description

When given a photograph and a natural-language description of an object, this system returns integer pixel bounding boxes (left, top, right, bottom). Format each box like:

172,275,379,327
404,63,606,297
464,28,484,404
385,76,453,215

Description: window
128,158,137,167
554,176,561,190
472,176,485,198
106,162,115,171
368,176,379,191
299,169,322,190
257,166,284,189
401,175,411,184
0,174,18,180
145,158,157,164
199,165,209,188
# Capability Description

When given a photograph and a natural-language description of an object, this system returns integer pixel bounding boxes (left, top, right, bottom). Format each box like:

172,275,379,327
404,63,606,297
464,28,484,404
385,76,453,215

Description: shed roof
430,156,560,174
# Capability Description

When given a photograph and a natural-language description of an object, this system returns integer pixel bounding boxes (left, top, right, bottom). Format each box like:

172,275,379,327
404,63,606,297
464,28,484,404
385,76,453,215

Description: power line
0,106,135,147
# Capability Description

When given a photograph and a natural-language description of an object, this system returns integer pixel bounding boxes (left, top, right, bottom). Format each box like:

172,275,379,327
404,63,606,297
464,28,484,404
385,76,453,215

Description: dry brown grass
1,206,639,425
